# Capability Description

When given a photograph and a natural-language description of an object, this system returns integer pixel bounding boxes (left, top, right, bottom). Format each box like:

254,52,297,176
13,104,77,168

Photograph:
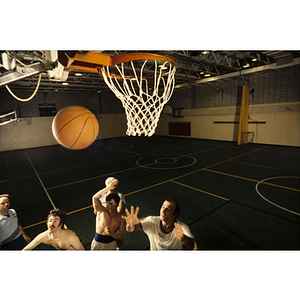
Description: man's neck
108,210,117,217
48,228,63,238
161,220,174,233
0,209,9,217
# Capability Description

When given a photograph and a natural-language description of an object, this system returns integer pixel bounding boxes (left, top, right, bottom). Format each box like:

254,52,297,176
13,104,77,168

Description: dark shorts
1,234,27,250
94,232,115,243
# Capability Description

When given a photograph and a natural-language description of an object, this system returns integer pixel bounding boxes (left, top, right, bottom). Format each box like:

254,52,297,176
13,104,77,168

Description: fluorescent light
75,73,82,76
159,65,168,70
62,82,69,85
204,73,211,77
175,84,183,88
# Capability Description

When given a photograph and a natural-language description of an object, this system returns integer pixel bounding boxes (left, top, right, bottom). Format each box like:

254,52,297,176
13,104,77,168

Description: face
47,216,62,232
0,196,10,213
160,200,177,224
107,199,118,213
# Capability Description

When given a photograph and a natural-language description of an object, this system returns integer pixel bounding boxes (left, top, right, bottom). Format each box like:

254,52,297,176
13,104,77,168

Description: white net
101,59,176,137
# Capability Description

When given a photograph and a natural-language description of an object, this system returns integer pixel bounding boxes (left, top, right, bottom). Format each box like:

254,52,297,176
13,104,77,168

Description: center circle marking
136,154,196,170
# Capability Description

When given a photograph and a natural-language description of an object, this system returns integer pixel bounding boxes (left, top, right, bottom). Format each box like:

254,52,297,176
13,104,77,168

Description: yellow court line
47,165,142,190
124,180,170,196
100,144,141,156
170,146,268,182
23,184,169,230
23,146,268,230
23,205,95,230
204,168,300,193
229,160,280,170
259,181,300,193
171,180,229,201
23,219,47,230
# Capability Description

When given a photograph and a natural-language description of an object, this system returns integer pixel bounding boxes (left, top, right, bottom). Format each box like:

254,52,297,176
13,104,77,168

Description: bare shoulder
37,231,48,240
30,231,49,244
64,229,77,237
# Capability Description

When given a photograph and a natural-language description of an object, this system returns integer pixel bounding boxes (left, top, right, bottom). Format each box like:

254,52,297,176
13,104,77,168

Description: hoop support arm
58,51,178,73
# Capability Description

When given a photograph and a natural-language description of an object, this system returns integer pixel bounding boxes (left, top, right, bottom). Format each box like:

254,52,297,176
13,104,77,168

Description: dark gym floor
1,136,299,250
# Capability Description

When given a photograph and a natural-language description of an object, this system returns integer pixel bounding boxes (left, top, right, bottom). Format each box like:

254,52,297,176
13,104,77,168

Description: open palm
122,206,140,226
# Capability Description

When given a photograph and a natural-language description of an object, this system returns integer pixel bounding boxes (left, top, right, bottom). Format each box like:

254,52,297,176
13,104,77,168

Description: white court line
255,176,300,216
25,152,57,210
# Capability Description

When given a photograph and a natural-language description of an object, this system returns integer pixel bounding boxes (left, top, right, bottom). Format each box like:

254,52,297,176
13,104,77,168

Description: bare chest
96,211,121,234
46,234,73,250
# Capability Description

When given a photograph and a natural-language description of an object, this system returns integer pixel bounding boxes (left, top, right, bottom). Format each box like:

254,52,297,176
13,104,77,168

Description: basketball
52,106,99,150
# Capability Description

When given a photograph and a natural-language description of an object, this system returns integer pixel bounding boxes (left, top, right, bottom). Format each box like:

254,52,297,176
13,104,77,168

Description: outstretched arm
92,179,119,212
22,232,47,250
122,206,142,232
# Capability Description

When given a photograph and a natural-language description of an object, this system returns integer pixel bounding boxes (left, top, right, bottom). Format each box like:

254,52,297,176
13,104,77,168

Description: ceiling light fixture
175,84,183,88
204,73,211,77
62,82,69,85
159,65,168,70
75,73,82,76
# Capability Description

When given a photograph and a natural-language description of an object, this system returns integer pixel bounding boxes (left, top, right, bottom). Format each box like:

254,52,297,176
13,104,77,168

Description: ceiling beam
175,57,300,88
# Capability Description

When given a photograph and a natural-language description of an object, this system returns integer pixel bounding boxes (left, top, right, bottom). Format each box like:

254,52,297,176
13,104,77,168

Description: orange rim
58,51,178,73
110,52,178,68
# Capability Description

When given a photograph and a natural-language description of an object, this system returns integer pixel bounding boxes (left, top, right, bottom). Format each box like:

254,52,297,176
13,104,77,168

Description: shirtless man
23,208,85,250
99,177,126,214
94,177,126,248
91,179,126,250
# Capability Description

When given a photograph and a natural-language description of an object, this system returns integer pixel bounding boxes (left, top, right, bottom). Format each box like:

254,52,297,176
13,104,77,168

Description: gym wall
0,64,299,151
156,64,300,147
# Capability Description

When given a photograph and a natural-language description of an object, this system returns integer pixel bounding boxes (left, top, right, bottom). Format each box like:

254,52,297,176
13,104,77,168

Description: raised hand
109,179,119,190
174,222,185,242
122,206,140,229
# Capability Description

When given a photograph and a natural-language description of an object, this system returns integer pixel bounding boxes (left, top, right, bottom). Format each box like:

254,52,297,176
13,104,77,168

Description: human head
106,193,120,207
160,198,180,223
47,208,67,228
0,194,10,213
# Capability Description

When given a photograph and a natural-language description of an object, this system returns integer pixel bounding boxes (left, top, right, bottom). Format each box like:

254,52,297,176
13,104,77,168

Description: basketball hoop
0,110,17,126
100,53,177,137
58,51,178,137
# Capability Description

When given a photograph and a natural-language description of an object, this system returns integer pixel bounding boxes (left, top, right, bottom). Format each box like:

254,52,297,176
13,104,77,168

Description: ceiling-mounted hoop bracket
58,51,178,79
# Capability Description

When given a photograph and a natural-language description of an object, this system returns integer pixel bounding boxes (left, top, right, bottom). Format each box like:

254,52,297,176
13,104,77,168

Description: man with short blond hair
0,194,31,250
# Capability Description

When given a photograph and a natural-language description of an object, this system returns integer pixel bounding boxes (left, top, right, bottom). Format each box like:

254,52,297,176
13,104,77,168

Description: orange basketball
52,106,99,150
